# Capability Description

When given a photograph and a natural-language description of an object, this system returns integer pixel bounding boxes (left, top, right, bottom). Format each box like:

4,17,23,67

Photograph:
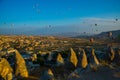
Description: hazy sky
0,0,120,35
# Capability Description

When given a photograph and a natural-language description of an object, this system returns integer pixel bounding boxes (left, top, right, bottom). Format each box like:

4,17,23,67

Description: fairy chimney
14,50,28,78
57,53,64,65
91,49,100,65
81,49,88,68
69,48,78,67
0,58,13,80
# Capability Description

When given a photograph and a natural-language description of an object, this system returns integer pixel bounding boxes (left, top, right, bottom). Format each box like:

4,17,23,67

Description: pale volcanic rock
0,58,13,80
56,53,64,65
69,48,78,67
109,47,115,61
92,49,100,65
32,53,37,61
81,49,88,68
14,50,28,78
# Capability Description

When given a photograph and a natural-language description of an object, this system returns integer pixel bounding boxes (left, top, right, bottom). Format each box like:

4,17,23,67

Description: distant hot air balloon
90,38,94,43
95,24,97,26
4,22,6,25
24,24,26,26
83,32,86,34
115,18,118,21
11,23,14,27
49,25,51,28
96,29,98,32
33,6,35,9
108,32,112,37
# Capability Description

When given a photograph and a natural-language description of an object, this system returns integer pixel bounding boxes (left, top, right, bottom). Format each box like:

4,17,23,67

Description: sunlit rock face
40,69,55,80
69,48,78,67
91,49,100,65
0,58,13,80
56,53,64,66
14,50,28,78
109,47,115,61
32,53,37,61
81,49,88,68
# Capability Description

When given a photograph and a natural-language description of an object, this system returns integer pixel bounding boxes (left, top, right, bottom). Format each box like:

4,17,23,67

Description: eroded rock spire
92,49,100,65
57,53,64,65
0,58,13,80
81,49,88,68
14,50,28,78
70,48,78,67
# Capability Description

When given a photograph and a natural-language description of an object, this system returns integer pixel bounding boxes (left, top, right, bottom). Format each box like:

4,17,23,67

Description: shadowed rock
40,69,55,80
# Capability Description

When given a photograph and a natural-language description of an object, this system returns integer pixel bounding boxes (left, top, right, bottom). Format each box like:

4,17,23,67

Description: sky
0,0,120,35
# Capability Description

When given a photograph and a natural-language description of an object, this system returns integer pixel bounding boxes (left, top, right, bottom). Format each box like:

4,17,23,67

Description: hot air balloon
108,32,112,38
11,23,14,27
48,25,51,28
96,29,98,32
33,6,35,9
115,18,118,21
95,24,97,26
83,32,86,34
24,24,26,26
89,38,94,43
4,22,6,25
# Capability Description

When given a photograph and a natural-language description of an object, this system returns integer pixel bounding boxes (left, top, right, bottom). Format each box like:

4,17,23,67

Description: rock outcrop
14,50,28,78
40,69,55,80
57,53,64,66
69,48,78,67
91,49,100,65
0,58,13,80
81,49,88,68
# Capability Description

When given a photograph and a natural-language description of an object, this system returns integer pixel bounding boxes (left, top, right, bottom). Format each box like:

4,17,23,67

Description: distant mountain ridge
52,32,95,37
96,30,120,38
64,30,120,38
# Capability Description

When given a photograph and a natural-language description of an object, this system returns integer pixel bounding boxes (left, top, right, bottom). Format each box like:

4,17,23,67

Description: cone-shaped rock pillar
70,48,78,67
81,49,88,68
40,69,55,80
109,47,115,61
14,50,28,78
0,58,13,80
92,49,100,65
57,53,64,65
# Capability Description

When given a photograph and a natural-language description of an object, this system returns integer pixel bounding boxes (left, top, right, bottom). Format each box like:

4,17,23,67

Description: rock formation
57,53,64,65
40,69,55,80
70,48,78,67
32,53,37,61
0,58,13,80
109,47,115,61
14,50,28,78
81,49,88,68
91,49,100,65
